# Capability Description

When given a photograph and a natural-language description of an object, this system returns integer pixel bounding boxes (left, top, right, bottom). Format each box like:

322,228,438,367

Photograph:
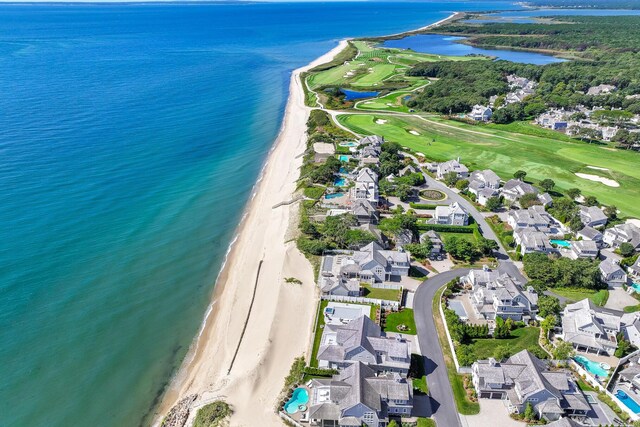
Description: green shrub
194,401,232,427
304,186,325,200
409,203,439,210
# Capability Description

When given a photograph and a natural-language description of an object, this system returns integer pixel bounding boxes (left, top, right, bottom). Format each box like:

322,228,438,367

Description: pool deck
615,384,640,414
285,385,311,424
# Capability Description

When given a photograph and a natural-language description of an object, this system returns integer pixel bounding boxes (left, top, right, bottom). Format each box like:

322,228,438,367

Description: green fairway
337,113,640,218
351,63,399,87
356,90,413,112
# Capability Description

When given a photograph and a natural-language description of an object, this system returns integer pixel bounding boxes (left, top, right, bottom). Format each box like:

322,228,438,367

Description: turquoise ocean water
0,2,519,426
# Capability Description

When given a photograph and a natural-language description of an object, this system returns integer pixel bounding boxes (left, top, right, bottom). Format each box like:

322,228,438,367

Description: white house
436,158,469,180
569,240,599,260
561,299,620,356
468,169,501,205
433,202,469,226
468,104,492,122
351,167,379,206
600,258,628,287
603,223,640,250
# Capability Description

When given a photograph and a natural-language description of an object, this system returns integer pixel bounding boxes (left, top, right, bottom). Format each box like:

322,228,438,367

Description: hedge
417,224,476,233
303,366,338,377
304,186,325,200
409,203,439,210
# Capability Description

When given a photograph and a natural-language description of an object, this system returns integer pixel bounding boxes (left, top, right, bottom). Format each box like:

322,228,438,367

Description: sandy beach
153,40,348,427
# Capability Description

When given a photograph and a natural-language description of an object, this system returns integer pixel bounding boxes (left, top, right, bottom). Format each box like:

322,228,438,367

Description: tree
476,237,499,256
396,184,413,202
538,295,561,318
493,345,512,361
485,196,502,212
583,195,598,206
523,402,536,421
604,205,618,220
514,170,527,181
404,242,433,259
539,178,556,192
620,242,635,257
387,421,399,427
444,236,478,262
457,344,477,366
615,337,634,358
552,340,575,361
519,192,541,208
443,171,459,187
566,188,581,200
455,179,469,191
323,214,357,248
541,315,557,336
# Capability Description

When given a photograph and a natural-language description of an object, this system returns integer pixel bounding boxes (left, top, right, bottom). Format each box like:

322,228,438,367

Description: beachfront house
468,104,492,122
317,315,411,375
579,206,608,228
561,299,620,356
351,167,379,206
436,158,469,180
599,259,628,287
350,200,379,225
308,362,413,427
471,350,590,421
432,202,469,226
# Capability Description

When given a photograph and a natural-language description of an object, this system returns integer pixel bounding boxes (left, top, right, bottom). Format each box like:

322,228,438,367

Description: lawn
551,287,609,307
362,283,402,301
356,90,413,113
385,308,417,335
468,327,545,360
439,231,477,244
410,353,429,394
336,113,640,218
433,287,480,415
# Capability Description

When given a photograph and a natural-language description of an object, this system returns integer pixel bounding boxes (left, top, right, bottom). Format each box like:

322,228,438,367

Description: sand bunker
575,173,619,187
409,130,420,136
416,152,425,157
375,119,388,125
587,165,610,171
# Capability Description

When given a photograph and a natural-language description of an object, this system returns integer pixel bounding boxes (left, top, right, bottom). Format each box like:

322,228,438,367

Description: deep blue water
341,88,380,100
0,2,521,426
383,34,565,64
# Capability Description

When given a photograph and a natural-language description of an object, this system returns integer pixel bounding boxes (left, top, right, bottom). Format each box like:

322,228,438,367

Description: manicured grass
469,327,545,360
362,283,401,301
410,353,429,394
552,287,609,307
439,231,477,244
432,287,480,415
624,304,640,313
336,113,640,218
576,377,596,392
416,417,436,427
385,308,416,335
357,90,413,113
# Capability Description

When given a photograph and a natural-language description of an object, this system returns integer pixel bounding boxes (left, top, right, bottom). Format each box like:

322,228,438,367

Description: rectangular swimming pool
449,300,468,320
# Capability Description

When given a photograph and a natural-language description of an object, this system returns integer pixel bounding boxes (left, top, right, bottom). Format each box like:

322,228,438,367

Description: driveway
460,399,524,427
414,268,471,427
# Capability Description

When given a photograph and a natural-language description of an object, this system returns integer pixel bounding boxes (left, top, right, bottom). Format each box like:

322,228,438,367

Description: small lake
341,88,380,100
382,34,565,65
467,8,640,23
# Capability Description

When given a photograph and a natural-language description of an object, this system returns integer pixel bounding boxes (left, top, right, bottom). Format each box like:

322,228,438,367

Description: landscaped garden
362,283,402,301
384,308,416,335
419,189,446,201
551,287,609,307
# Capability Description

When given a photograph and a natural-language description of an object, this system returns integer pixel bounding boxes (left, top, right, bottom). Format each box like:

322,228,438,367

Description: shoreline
155,11,461,427
153,40,348,427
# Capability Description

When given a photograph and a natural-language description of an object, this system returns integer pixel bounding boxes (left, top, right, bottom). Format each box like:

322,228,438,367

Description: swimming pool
338,155,350,162
551,239,571,248
449,300,468,320
574,355,609,378
325,193,344,200
284,387,309,414
334,177,347,187
616,389,640,414
631,283,640,293
339,142,357,147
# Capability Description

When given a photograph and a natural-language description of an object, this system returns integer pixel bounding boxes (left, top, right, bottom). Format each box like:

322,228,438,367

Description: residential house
317,315,411,375
359,135,384,147
308,362,413,427
587,84,616,96
468,169,502,206
469,104,492,122
358,224,389,249
579,206,608,228
463,266,502,288
419,230,443,257
621,312,640,349
603,223,640,250
351,168,379,206
508,205,555,233
569,240,599,260
515,230,554,256
502,179,538,206
433,202,469,226
472,350,590,421
313,142,336,163
436,158,469,180
600,258,628,287
543,417,583,427
318,242,410,292
577,226,604,246
629,257,640,280
601,126,619,142
561,299,621,356
467,271,538,321
394,229,415,249
350,200,379,225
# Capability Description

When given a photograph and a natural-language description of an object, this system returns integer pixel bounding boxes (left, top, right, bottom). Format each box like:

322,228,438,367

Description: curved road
414,268,470,427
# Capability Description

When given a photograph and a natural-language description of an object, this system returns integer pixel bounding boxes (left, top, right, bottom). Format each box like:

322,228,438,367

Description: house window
528,398,538,402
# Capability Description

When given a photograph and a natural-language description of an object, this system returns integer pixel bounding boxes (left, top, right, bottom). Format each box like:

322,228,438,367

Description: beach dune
154,40,348,427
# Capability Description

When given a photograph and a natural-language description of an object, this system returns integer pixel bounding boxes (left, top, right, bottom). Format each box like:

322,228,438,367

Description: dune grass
336,113,640,218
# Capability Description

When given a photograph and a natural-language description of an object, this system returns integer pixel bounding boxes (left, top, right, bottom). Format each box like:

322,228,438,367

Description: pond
382,34,565,65
341,88,380,101
465,8,640,24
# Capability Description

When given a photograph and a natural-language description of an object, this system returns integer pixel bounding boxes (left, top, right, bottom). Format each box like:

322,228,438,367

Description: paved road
414,268,471,427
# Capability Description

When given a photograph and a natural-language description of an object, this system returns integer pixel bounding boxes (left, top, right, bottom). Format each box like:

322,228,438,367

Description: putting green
337,113,640,218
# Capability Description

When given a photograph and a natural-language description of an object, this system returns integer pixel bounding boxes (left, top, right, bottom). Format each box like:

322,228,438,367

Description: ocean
0,2,516,426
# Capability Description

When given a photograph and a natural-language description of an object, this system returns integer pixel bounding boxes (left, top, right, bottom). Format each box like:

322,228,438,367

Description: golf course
336,113,640,218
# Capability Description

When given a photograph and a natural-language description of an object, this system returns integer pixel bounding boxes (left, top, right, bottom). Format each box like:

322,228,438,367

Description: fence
370,282,403,290
570,360,640,422
320,294,399,310
438,293,468,373
278,411,305,427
